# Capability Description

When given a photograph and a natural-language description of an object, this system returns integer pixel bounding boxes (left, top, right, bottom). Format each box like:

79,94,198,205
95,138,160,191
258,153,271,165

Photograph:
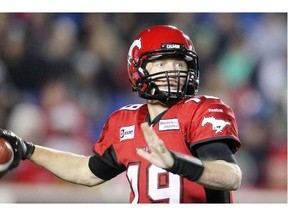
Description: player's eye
154,61,165,68
175,61,187,70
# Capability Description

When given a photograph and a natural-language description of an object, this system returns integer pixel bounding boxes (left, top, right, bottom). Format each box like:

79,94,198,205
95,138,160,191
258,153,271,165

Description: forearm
165,152,241,191
29,145,104,186
197,160,242,191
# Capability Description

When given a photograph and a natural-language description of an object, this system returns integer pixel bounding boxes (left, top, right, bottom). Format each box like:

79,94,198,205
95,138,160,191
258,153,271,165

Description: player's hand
0,129,35,170
137,122,174,169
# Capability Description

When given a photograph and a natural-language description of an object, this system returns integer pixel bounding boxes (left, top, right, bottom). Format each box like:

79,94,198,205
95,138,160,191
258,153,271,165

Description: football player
0,25,242,203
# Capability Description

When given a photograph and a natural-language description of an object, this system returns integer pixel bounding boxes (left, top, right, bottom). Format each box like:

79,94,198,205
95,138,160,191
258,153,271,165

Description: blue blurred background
0,13,286,203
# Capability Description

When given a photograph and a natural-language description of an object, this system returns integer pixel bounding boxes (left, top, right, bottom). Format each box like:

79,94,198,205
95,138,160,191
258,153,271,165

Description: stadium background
0,13,286,203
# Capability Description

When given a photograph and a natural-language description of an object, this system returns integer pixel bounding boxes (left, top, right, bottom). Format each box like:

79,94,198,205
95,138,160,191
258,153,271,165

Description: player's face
145,58,188,92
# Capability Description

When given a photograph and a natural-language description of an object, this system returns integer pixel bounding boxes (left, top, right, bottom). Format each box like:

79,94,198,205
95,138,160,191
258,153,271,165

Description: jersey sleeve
89,112,126,179
93,113,118,155
186,96,241,154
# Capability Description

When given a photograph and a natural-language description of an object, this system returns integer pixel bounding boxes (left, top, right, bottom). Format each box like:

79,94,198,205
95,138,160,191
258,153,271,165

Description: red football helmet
127,25,199,104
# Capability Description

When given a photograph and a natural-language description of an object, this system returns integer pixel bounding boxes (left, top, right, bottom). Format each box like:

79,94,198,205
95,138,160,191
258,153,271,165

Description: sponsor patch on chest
120,125,135,141
158,119,179,131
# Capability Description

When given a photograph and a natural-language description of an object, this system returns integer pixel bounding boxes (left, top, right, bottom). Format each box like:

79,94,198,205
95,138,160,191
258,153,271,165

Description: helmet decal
161,43,182,50
128,38,142,65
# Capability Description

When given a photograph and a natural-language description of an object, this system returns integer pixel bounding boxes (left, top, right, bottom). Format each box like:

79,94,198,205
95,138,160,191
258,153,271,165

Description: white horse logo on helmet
201,117,230,133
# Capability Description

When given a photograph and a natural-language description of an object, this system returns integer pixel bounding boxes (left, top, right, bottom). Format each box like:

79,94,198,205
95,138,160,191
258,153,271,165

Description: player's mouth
156,81,184,91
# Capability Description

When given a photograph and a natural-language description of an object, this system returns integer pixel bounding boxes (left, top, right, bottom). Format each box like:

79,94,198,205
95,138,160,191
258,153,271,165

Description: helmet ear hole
137,82,143,89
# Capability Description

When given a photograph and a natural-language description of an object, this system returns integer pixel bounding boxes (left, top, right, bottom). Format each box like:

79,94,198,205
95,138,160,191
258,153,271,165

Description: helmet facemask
133,51,199,105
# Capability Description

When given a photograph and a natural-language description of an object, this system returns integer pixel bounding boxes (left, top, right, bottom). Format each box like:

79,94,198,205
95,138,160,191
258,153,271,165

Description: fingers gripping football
137,123,174,169
0,129,35,170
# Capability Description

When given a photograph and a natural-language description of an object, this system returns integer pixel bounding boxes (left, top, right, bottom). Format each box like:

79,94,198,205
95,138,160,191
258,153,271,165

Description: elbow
228,165,242,191
199,160,242,191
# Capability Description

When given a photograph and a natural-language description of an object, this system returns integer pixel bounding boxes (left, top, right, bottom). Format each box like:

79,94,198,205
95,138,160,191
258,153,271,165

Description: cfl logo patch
120,125,135,141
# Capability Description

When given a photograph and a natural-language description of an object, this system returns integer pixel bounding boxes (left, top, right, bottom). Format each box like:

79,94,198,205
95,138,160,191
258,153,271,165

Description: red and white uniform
93,95,241,203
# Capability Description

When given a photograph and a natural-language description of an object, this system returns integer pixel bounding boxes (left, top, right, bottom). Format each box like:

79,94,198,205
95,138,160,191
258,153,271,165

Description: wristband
165,151,204,181
23,141,35,159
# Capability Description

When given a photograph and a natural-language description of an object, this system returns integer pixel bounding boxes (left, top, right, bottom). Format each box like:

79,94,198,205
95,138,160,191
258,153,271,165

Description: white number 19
127,164,181,203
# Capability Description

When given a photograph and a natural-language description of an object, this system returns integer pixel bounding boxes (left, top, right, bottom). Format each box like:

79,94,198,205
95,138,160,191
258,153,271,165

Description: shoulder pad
119,104,144,111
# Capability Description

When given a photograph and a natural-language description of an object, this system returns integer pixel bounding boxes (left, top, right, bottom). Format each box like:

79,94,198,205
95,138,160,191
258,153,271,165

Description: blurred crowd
0,13,286,191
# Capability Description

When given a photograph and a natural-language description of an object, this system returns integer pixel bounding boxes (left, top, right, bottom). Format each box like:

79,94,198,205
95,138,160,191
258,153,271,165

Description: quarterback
0,25,242,203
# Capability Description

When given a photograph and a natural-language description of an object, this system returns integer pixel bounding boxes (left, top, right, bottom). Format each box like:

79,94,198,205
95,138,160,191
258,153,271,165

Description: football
0,138,13,172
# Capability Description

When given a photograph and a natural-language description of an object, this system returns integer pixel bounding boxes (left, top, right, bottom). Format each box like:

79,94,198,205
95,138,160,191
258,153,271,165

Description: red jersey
92,95,241,203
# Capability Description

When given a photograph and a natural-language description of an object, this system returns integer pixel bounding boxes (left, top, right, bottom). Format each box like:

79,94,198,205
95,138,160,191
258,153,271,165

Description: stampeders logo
201,117,230,133
127,38,142,65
